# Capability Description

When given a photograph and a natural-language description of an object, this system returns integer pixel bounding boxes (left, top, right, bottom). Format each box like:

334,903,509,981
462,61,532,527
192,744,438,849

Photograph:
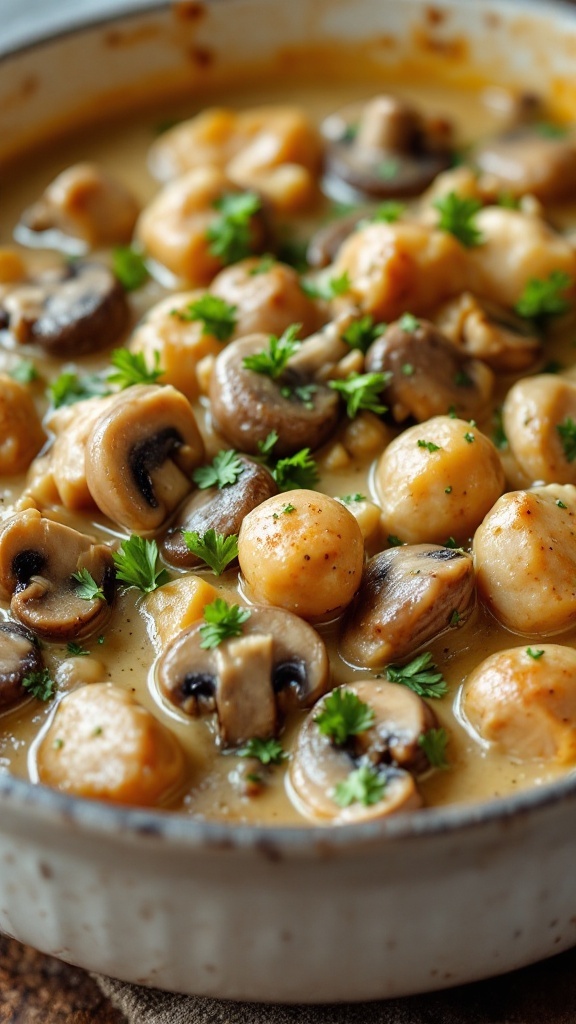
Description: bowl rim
2,0,576,857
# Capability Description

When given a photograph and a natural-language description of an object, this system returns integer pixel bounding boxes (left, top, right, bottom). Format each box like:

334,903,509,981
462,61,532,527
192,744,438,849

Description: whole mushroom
0,509,115,641
156,605,329,748
0,621,46,710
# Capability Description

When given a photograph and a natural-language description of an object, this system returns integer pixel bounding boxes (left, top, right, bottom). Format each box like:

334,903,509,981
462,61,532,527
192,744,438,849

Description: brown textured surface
0,935,126,1024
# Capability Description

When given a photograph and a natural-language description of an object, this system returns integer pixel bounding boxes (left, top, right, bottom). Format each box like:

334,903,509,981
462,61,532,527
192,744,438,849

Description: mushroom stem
286,311,358,380
215,633,278,747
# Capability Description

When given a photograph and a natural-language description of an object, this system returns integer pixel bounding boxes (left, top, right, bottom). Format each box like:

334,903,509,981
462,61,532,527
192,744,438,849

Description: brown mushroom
289,680,438,823
161,454,278,568
339,544,475,669
365,317,494,423
434,292,542,373
17,163,140,250
0,621,45,710
156,605,329,748
0,260,129,357
85,384,204,532
473,125,576,202
306,210,369,269
0,509,115,641
322,95,453,202
209,333,341,456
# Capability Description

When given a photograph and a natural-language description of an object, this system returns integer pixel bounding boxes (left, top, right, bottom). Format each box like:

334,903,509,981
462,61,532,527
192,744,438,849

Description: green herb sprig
182,529,239,575
199,598,251,649
113,536,170,593
314,689,375,746
386,652,448,699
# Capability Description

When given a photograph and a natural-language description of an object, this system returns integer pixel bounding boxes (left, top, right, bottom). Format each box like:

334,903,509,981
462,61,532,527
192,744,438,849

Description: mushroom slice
85,384,204,532
0,509,115,642
161,455,277,568
434,292,541,373
156,606,329,748
0,621,45,710
473,126,576,202
365,317,493,423
209,333,340,456
339,544,475,669
289,680,437,823
0,260,129,357
322,95,453,202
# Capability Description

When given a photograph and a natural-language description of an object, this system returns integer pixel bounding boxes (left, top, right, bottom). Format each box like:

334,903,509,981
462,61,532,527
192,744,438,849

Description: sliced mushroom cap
0,508,115,641
473,126,576,202
0,620,45,710
156,605,329,748
289,680,437,823
339,544,475,669
365,317,494,423
434,292,542,372
209,334,341,456
0,261,129,357
322,95,453,202
85,384,204,532
161,455,278,568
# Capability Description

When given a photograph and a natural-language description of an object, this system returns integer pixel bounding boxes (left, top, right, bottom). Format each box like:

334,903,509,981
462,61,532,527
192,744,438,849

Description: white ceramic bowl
2,0,576,1003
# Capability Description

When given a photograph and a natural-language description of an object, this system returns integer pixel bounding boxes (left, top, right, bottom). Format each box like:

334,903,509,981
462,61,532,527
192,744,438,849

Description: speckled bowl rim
2,0,576,856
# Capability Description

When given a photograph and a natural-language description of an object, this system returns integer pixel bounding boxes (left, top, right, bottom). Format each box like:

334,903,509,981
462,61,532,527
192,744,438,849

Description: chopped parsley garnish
48,370,110,408
192,450,244,490
402,363,415,376
182,528,239,575
340,493,367,505
199,598,251,649
399,313,420,334
257,430,279,457
206,190,262,265
113,535,170,593
497,191,520,210
417,439,442,453
333,765,387,808
454,370,472,387
249,254,276,275
418,727,449,770
535,121,568,139
10,359,39,384
372,201,405,223
72,568,106,602
341,315,386,354
449,609,461,625
445,485,453,494
433,192,483,247
271,448,319,491
107,348,162,389
557,417,576,462
242,324,302,379
526,647,545,660
238,737,288,765
301,270,351,301
387,535,405,547
515,270,572,323
22,668,55,702
492,407,508,450
328,371,389,418
463,431,475,444
386,652,448,699
280,382,317,409
377,158,400,181
556,499,568,509
170,294,237,341
314,689,375,746
66,642,89,657
445,537,458,549
272,503,296,519
112,246,149,291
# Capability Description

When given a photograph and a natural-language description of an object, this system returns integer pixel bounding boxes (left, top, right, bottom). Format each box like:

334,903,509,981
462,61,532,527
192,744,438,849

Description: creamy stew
1,73,576,825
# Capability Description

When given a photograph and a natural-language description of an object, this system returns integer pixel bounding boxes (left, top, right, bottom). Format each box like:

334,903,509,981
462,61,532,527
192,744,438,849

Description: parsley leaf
10,359,39,384
249,254,276,275
526,647,545,660
372,201,405,223
257,430,279,457
199,597,251,649
387,534,405,547
238,737,288,765
314,689,375,746
492,407,508,450
341,315,386,354
272,448,319,491
434,192,483,247
206,191,262,265
557,417,576,462
515,270,572,323
417,439,442,453
328,371,390,418
72,568,106,602
333,765,387,808
107,348,162,389
66,642,89,657
386,652,448,699
48,370,110,408
193,450,244,490
301,270,351,301
182,528,239,575
22,668,55,702
399,313,420,333
113,535,170,593
242,324,302,379
340,493,367,504
112,245,149,291
418,727,449,769
170,294,237,341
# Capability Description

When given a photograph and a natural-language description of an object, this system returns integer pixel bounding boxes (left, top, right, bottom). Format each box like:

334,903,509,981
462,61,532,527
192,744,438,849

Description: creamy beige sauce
0,74,575,824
